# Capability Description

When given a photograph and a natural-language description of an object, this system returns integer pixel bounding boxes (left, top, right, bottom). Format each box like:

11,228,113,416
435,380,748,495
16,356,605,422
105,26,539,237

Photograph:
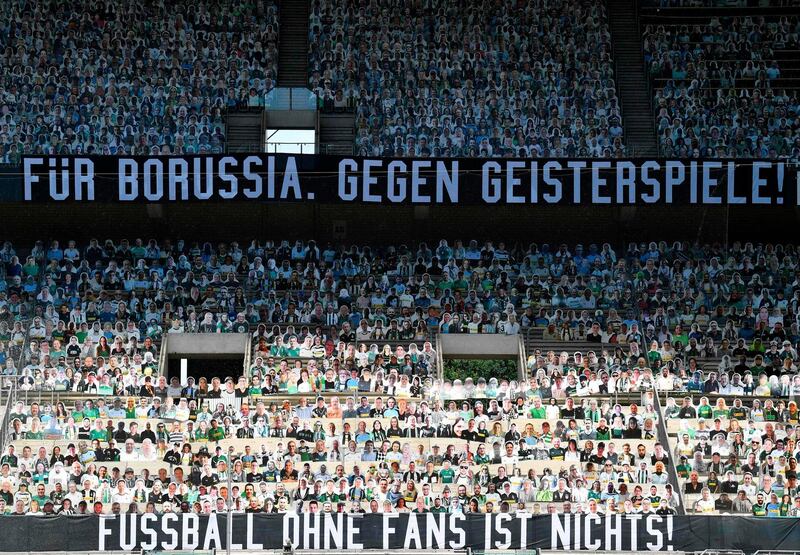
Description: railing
641,0,796,7
0,551,141,555
517,334,528,381
14,241,48,377
265,88,319,111
242,335,253,379
157,334,170,381
652,387,686,515
435,333,445,383
0,376,18,454
264,141,318,155
225,142,343,155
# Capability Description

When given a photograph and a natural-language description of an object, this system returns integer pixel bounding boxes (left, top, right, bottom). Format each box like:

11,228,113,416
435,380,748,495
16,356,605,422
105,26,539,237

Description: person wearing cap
210,446,228,468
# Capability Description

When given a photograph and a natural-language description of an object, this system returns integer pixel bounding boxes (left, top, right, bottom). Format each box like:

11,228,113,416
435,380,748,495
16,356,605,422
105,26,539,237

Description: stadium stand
308,0,625,157
641,2,800,159
0,236,796,520
1,237,797,386
0,0,279,159
2,391,682,516
0,0,799,546
665,395,800,515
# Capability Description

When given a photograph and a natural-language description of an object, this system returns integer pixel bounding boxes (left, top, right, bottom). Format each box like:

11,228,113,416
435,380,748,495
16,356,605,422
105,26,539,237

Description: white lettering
627,514,642,551
426,513,446,549
168,158,190,200
192,157,213,199
280,157,302,199
551,514,570,549
645,515,664,551
182,513,200,549
283,512,300,549
640,161,661,203
411,161,431,202
752,162,772,204
516,512,532,549
218,156,238,199
120,514,137,551
591,161,612,204
346,513,363,550
701,161,722,204
568,161,587,202
726,162,745,204
98,515,113,551
74,158,94,200
140,512,158,550
615,161,636,203
362,159,382,202
436,161,458,202
143,159,164,201
303,513,321,550
584,513,601,550
505,161,526,203
267,156,275,197
604,513,622,550
529,161,539,203
404,513,422,550
494,513,513,550
387,160,407,202
203,513,222,550
448,513,466,549
665,161,685,203
48,157,69,201
482,161,502,203
382,513,398,550
242,156,263,198
323,512,343,550
689,161,699,203
162,513,179,550
245,513,264,551
338,159,358,201
542,161,563,203
23,157,43,201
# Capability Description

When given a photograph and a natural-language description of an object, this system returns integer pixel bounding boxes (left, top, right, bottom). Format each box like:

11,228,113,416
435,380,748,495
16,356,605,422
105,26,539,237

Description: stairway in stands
277,0,355,154
607,0,659,156
524,327,601,364
639,4,800,157
278,0,309,87
225,111,264,153
319,113,355,155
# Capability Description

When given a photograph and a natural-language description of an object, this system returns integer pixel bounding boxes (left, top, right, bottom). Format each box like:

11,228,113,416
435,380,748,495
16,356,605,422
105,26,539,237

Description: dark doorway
167,356,244,382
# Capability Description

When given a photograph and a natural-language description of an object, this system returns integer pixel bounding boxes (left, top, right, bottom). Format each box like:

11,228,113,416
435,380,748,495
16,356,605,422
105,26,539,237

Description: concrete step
608,0,658,155
278,0,310,87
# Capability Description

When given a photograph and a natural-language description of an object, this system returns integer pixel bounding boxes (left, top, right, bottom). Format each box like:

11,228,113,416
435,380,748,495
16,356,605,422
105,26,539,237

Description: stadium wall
2,203,797,244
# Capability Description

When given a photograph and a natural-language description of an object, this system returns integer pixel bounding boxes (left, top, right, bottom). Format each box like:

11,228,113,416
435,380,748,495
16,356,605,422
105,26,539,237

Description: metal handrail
225,142,342,155
652,387,686,515
13,241,48,383
435,332,444,384
517,334,528,381
242,334,253,379
0,375,18,453
157,333,169,380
